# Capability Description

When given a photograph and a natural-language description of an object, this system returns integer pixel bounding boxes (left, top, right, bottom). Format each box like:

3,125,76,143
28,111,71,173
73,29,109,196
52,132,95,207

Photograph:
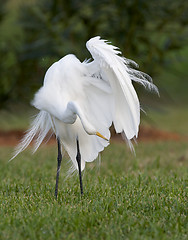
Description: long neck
67,101,96,135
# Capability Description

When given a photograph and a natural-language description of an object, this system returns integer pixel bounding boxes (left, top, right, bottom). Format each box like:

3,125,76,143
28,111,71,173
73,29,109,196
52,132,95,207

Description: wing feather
11,37,158,174
86,36,158,139
86,37,139,139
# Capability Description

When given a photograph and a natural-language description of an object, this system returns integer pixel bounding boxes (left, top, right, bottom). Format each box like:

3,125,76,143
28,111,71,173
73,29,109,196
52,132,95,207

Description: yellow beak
96,132,109,141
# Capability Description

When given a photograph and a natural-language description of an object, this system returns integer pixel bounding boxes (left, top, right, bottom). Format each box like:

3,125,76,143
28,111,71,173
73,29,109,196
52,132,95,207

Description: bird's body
31,54,112,171
12,36,158,196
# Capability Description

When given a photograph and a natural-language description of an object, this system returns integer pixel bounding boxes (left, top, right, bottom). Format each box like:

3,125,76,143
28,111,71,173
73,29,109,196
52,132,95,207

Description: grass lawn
0,141,187,240
142,106,188,136
0,104,37,131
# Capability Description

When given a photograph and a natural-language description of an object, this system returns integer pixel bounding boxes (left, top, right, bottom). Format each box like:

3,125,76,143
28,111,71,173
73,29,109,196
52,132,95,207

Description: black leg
76,138,83,195
55,137,62,199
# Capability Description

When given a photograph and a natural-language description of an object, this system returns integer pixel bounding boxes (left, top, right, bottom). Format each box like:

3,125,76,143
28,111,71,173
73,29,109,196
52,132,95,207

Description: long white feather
10,111,52,161
86,36,158,140
11,36,158,173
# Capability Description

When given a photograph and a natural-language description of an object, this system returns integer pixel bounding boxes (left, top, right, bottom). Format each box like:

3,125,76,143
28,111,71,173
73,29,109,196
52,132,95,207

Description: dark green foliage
0,1,23,107
0,0,188,107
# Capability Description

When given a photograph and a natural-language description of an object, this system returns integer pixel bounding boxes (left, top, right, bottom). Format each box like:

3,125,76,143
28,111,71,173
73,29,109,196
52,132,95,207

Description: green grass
0,141,187,240
142,106,188,135
0,104,36,131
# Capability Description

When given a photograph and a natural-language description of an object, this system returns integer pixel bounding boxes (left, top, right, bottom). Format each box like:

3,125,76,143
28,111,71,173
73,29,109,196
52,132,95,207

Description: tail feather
10,111,52,161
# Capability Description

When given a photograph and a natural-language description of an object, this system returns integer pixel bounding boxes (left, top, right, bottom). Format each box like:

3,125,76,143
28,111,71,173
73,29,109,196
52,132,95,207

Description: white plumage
12,36,158,174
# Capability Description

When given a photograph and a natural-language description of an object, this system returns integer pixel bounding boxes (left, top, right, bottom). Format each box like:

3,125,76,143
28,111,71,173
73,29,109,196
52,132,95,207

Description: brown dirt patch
138,126,186,141
0,126,187,147
0,130,55,146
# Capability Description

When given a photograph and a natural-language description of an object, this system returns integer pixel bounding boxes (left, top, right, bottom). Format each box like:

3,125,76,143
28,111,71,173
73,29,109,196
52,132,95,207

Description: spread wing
11,36,158,173
86,36,158,140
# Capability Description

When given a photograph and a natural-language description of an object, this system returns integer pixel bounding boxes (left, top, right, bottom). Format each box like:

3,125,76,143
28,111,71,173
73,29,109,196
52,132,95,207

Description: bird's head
82,120,109,141
68,101,109,141
81,118,109,141
96,132,109,141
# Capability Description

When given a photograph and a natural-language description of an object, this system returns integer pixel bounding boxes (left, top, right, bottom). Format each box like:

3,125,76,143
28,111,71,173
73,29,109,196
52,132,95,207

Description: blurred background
1,2,188,238
0,0,188,142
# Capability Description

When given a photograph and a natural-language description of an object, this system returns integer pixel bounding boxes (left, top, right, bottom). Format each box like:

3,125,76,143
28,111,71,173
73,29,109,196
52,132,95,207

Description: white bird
12,36,158,198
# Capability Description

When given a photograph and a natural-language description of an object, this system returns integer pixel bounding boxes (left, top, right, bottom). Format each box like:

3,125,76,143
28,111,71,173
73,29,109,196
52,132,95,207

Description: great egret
12,36,158,198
